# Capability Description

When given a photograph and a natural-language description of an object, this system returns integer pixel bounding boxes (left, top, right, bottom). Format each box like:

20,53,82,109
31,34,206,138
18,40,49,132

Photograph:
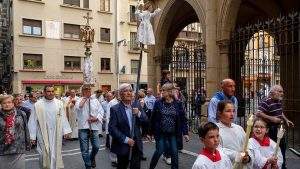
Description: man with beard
28,85,72,169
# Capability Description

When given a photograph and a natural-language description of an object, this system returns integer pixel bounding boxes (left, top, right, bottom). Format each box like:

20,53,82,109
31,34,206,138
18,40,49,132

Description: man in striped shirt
256,84,294,169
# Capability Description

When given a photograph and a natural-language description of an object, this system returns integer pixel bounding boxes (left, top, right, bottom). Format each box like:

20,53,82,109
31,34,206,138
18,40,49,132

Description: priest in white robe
65,89,79,139
28,85,72,169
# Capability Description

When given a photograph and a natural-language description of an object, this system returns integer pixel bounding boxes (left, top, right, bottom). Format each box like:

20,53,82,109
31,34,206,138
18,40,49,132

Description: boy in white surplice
192,122,232,169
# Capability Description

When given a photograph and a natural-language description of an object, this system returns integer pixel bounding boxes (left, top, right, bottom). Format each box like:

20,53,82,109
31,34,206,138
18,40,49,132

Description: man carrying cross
75,85,104,169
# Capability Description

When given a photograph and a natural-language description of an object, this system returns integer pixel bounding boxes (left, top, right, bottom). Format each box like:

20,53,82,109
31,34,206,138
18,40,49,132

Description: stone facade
12,0,149,94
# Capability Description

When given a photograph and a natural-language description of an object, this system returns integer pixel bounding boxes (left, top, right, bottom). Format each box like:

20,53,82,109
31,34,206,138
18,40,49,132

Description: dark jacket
108,102,148,156
150,99,188,138
0,109,30,155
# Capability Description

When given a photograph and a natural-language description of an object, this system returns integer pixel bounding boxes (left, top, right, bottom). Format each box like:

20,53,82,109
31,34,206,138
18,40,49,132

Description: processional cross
80,12,95,48
80,12,95,86
83,12,93,26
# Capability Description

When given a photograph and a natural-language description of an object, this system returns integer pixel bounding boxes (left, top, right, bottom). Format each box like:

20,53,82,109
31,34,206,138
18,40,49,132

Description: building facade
12,0,148,94
0,0,12,93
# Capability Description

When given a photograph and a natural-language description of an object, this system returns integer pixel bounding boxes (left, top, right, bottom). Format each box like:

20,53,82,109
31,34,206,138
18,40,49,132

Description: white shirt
217,122,246,162
192,149,232,169
91,94,105,104
75,97,104,130
248,138,283,169
217,122,253,168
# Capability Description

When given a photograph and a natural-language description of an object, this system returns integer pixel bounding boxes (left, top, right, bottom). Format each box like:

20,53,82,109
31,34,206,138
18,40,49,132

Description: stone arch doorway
220,0,300,152
148,0,206,117
147,0,205,88
146,0,206,130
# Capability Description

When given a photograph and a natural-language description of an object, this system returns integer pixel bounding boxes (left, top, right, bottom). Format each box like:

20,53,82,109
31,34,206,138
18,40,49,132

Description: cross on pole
83,12,93,26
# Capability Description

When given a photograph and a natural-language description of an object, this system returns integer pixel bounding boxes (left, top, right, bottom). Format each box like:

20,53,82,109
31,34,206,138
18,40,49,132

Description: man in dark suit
109,83,148,169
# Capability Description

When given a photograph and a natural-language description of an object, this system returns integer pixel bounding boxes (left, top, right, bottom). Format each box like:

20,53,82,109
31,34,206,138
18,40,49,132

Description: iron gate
161,42,206,131
229,12,300,152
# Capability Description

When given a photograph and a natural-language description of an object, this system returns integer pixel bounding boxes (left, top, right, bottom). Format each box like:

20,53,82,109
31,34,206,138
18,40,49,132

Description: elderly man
256,84,294,169
208,79,238,123
75,85,104,169
109,83,148,169
28,85,72,169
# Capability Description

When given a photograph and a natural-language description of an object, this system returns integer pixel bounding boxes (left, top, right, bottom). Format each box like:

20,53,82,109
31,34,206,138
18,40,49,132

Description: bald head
147,88,153,96
221,79,235,97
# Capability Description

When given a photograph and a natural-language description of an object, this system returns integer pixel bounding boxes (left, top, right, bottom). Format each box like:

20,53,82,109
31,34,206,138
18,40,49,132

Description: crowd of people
0,77,295,169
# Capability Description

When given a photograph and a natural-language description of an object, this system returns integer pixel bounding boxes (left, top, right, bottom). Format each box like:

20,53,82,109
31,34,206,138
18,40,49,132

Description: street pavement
25,134,300,169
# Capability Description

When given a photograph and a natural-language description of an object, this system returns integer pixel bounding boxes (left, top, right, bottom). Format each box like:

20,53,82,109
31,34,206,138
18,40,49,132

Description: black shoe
91,159,96,168
111,161,117,167
141,156,147,161
99,134,103,138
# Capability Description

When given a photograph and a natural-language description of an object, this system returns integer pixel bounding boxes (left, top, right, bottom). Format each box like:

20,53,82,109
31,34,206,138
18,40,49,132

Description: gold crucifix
83,12,93,26
80,12,95,47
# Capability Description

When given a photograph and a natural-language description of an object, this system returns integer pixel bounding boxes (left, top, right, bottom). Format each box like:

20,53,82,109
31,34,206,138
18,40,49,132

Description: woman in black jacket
0,95,30,169
149,83,189,169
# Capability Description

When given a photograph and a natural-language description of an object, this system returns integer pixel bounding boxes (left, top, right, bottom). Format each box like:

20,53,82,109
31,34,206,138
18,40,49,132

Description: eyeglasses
253,125,266,129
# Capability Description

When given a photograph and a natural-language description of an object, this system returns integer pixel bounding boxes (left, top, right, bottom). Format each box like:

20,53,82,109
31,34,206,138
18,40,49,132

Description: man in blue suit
109,83,149,169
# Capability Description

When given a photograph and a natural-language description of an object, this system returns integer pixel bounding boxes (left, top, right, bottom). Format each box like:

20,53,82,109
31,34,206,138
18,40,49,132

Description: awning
21,79,83,85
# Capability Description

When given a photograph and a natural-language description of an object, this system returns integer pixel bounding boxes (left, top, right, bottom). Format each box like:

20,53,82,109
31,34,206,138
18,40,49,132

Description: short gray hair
0,94,14,104
119,83,132,93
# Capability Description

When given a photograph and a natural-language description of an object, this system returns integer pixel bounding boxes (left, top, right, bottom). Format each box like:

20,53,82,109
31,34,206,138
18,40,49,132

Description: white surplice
65,96,79,138
135,8,161,45
217,122,253,168
192,149,232,169
28,98,72,169
248,138,283,169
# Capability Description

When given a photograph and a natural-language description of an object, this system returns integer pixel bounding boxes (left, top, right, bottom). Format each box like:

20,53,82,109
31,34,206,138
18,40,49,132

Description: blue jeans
79,129,100,169
149,134,178,169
